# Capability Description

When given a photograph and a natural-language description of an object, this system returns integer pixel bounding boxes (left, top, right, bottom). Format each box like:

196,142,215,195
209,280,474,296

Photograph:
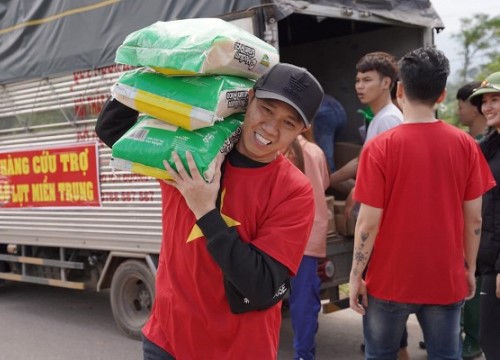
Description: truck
0,0,443,340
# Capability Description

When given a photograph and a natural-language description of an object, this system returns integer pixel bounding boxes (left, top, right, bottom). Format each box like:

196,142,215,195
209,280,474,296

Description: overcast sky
430,0,500,80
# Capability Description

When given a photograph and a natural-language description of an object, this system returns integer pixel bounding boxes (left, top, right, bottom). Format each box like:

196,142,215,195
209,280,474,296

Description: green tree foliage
439,14,499,125
476,16,500,80
452,14,500,84
478,53,500,80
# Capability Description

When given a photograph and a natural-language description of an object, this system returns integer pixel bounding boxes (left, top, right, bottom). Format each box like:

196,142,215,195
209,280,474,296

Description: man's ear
300,124,311,134
435,88,447,104
381,76,391,90
396,81,404,99
248,88,255,101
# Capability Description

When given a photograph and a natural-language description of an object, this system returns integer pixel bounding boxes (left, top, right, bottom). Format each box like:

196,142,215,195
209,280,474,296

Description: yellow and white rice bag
111,68,253,130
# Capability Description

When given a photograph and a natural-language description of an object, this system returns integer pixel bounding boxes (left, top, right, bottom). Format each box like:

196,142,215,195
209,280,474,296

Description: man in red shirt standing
348,47,495,359
96,63,324,360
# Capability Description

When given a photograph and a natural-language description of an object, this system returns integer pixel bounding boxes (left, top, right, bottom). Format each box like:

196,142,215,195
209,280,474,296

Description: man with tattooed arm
348,47,495,359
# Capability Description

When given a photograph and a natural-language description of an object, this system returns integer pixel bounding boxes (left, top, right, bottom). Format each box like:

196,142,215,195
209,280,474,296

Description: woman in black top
470,71,500,360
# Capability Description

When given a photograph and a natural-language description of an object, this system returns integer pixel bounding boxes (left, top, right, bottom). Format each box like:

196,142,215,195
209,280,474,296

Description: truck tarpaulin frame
282,0,444,28
0,0,443,85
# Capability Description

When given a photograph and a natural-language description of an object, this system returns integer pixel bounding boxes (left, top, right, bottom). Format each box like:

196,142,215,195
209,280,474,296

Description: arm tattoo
354,249,368,267
474,228,481,236
352,232,370,273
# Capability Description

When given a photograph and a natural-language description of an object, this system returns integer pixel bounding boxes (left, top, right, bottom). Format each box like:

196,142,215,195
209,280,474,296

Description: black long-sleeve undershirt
95,98,139,148
199,204,290,312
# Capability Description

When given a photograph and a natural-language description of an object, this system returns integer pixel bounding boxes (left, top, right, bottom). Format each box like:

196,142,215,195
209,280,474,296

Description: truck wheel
110,260,155,340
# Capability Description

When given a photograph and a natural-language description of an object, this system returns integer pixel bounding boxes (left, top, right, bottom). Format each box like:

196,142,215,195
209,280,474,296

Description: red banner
0,143,101,208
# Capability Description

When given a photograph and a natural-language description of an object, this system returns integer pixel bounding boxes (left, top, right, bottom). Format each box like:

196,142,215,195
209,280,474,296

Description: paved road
0,282,140,360
0,282,484,359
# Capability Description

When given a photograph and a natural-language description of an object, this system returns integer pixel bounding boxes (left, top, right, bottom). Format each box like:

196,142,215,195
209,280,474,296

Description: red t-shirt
354,121,495,304
143,154,314,359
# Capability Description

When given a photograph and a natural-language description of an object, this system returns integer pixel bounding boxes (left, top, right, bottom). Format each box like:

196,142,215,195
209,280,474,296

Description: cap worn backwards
253,63,324,127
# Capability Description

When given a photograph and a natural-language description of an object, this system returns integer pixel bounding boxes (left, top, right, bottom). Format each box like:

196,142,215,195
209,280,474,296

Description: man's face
355,70,388,105
236,90,306,163
457,99,479,126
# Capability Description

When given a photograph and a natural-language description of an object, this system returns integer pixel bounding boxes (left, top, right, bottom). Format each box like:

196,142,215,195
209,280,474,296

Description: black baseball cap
253,63,324,127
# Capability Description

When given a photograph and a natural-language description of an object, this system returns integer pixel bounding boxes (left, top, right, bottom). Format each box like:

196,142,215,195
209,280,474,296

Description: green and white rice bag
112,68,253,130
110,114,243,181
115,18,279,79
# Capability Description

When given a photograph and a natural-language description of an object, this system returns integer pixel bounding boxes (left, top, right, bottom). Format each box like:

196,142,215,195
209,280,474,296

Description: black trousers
479,273,500,359
143,335,175,360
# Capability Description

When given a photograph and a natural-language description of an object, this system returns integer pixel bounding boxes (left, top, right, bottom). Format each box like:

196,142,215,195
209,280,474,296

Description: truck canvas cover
0,0,443,85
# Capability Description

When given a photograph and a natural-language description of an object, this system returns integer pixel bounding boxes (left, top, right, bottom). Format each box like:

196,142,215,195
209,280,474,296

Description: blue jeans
363,295,463,360
289,255,321,360
143,335,175,360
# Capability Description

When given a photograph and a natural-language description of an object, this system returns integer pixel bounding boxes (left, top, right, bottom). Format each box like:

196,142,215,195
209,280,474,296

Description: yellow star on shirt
186,188,241,242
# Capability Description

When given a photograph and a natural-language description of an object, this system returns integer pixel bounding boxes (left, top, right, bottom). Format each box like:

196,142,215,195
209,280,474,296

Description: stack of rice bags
109,18,279,181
